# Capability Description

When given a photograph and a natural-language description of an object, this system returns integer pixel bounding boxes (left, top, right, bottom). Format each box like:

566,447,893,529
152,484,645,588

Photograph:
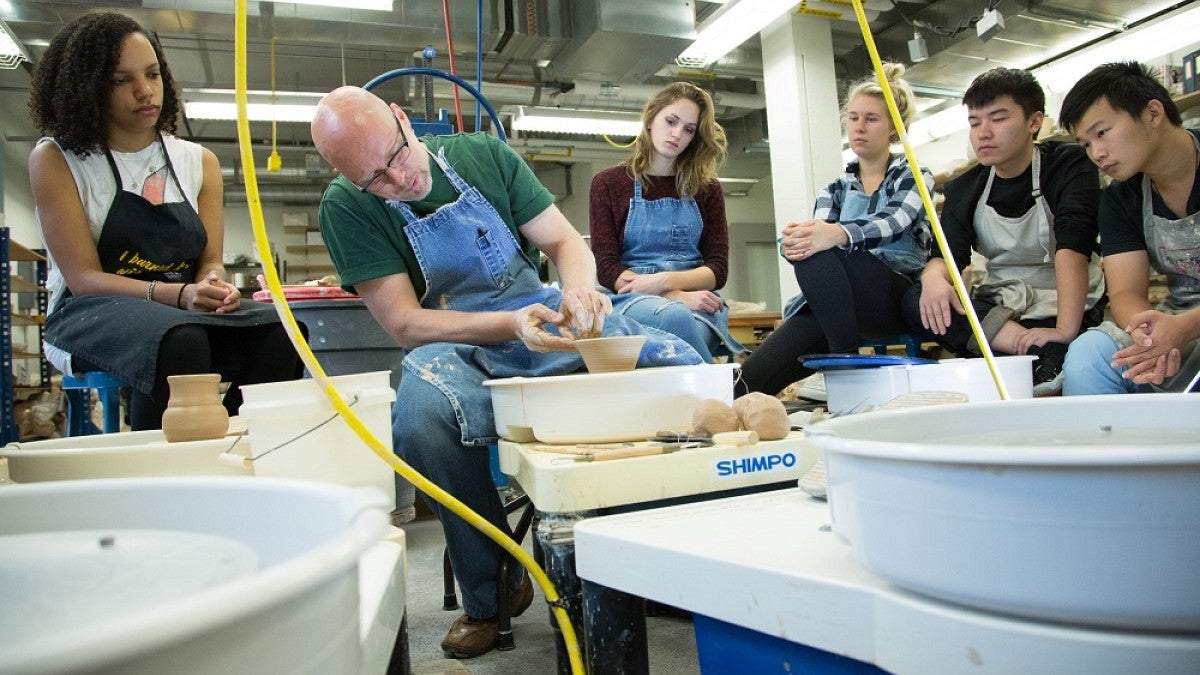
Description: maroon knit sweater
587,166,729,291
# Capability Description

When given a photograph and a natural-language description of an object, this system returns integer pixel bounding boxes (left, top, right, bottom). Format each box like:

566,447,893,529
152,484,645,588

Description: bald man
310,87,700,659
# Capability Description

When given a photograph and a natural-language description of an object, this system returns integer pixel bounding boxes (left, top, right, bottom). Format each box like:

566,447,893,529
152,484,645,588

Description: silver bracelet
146,280,158,302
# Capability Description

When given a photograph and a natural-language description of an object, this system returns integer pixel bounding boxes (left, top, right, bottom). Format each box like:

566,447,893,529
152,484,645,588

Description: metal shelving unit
1,230,49,445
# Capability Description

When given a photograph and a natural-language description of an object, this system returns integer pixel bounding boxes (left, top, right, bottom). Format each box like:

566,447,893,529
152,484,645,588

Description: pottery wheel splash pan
805,394,1200,633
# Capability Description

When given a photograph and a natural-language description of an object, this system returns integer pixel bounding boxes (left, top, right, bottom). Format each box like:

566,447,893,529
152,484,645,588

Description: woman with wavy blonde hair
588,82,745,361
740,63,934,395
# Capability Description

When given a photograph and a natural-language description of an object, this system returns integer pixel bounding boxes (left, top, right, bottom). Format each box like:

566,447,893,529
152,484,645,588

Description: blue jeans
613,294,715,362
614,294,720,362
1062,329,1140,395
392,373,524,619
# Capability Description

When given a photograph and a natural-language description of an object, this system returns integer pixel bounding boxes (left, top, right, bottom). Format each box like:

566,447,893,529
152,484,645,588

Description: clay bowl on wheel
573,335,646,373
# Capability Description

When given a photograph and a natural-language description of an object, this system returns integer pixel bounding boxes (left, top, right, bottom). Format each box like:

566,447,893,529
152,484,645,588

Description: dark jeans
77,322,303,430
900,283,1105,356
739,249,913,396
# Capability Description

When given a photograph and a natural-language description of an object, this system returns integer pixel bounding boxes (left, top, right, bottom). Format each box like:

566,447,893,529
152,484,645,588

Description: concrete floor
396,511,701,674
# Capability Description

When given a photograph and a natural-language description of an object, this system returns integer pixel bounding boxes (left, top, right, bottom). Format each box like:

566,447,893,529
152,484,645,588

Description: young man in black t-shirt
901,68,1105,392
1058,61,1200,394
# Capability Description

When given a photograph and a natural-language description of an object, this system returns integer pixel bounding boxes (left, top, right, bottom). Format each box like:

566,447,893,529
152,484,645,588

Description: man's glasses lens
359,114,409,193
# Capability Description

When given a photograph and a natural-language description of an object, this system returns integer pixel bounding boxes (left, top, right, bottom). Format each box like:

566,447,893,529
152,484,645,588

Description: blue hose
364,67,506,143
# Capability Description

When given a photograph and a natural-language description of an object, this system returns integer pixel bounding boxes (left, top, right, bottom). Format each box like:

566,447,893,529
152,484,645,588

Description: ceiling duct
553,0,695,83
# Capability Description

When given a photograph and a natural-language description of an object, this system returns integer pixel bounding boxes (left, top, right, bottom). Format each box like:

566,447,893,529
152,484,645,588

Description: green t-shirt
318,133,554,298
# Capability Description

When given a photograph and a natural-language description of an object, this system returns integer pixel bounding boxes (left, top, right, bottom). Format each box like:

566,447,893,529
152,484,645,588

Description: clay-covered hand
513,303,577,352
189,271,241,314
559,288,612,339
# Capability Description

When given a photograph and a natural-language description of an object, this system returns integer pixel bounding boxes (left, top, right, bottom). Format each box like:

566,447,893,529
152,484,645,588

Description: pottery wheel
0,529,260,644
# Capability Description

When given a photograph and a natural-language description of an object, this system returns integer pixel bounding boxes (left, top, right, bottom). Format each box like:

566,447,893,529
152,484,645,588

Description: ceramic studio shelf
2,233,52,444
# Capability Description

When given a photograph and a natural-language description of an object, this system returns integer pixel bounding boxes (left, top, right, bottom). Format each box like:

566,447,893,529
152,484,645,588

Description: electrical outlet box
976,8,1005,42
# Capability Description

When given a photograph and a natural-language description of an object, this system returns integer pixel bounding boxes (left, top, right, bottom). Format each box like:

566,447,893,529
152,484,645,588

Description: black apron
43,134,282,395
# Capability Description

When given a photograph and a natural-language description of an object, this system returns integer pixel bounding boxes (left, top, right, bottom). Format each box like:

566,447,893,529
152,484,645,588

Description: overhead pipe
566,79,766,111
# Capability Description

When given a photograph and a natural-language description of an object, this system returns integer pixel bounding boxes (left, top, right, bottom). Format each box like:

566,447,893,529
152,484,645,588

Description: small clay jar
161,374,229,443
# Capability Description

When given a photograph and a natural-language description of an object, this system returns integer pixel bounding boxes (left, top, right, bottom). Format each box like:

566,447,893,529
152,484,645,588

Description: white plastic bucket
0,476,388,674
823,355,1035,414
237,371,397,508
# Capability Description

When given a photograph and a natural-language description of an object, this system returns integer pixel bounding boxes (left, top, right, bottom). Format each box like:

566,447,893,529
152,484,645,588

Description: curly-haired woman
588,82,747,362
29,11,300,430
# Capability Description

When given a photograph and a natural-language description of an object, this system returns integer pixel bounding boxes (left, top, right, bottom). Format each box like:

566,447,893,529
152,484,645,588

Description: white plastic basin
485,363,739,443
822,355,1034,413
2,430,252,483
0,477,388,674
805,394,1200,633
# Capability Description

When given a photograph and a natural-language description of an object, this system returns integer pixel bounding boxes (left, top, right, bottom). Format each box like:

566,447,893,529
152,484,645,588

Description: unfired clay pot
574,335,646,373
162,374,229,443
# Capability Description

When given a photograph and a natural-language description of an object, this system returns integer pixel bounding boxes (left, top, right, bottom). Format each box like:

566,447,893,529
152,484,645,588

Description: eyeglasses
357,112,410,193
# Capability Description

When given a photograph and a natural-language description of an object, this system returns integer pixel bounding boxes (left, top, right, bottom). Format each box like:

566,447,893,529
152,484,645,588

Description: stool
861,333,924,358
442,444,540,651
61,371,124,436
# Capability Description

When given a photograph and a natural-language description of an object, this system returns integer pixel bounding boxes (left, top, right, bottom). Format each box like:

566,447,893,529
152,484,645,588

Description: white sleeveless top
35,134,204,372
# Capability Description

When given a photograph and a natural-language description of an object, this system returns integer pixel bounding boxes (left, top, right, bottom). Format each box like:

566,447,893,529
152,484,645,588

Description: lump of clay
692,398,741,435
732,393,790,441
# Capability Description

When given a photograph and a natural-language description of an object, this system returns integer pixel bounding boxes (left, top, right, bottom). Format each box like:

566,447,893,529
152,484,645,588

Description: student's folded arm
843,168,934,252
1102,250,1154,329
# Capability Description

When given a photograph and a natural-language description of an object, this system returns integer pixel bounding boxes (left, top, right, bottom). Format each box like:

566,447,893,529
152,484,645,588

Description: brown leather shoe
441,575,536,659
510,573,535,618
441,613,500,659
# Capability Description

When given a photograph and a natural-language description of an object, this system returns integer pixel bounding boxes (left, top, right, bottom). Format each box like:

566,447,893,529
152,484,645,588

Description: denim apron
972,149,1104,320
610,179,746,356
43,134,281,395
1136,132,1200,391
392,148,700,445
783,184,925,320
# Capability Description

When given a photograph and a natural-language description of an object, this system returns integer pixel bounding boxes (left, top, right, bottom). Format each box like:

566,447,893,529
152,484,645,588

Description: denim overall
610,179,746,360
389,148,700,617
783,184,926,320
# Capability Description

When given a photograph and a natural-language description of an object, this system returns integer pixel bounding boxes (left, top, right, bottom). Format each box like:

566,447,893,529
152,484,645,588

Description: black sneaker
1030,342,1067,395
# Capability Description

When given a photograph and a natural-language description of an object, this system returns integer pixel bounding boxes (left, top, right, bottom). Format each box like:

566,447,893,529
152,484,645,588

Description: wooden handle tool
575,444,679,462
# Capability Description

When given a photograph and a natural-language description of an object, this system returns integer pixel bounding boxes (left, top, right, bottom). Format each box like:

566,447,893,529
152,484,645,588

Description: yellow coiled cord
231,2,585,672
850,0,1009,399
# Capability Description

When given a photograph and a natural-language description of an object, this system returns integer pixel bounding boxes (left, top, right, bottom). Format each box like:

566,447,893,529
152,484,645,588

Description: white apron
972,149,1104,320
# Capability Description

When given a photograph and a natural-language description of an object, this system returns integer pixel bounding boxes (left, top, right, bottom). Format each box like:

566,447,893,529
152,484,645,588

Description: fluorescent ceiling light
259,0,393,11
184,88,325,100
183,88,325,122
511,107,642,136
907,104,969,146
185,102,318,122
679,0,798,67
0,18,31,70
1032,3,1200,94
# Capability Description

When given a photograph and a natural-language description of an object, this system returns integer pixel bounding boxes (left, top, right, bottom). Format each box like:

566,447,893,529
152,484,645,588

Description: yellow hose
849,0,1010,399
601,134,636,149
231,2,585,671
